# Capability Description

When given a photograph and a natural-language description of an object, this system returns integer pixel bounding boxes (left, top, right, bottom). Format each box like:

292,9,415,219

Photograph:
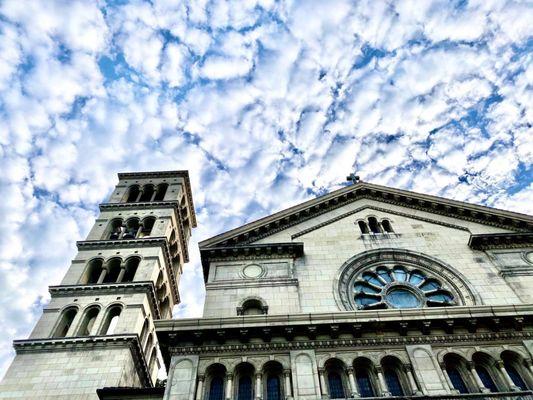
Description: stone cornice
49,281,161,319
205,277,299,290
199,242,304,283
77,238,180,304
291,205,471,239
468,232,533,250
13,334,153,387
199,183,532,251
117,170,197,228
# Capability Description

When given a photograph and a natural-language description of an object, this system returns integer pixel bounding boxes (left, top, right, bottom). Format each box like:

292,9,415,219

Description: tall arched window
448,367,468,393
154,183,168,201
358,220,369,234
77,306,100,336
122,257,139,282
263,360,284,400
501,351,530,391
209,376,224,400
123,218,140,239
354,358,376,398
368,217,381,234
139,185,155,202
381,357,407,396
381,219,394,233
237,376,253,400
108,218,123,240
53,307,78,337
104,258,122,283
475,366,498,392
125,185,140,202
328,372,345,399
99,305,122,335
82,259,104,284
140,318,149,347
266,376,281,400
443,354,472,394
139,217,156,237
148,348,158,371
473,353,503,393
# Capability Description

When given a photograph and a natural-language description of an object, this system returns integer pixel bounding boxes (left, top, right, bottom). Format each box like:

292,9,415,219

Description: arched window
108,218,123,240
354,358,376,398
235,363,255,400
125,185,140,202
263,360,284,400
139,217,156,237
266,376,281,400
160,297,171,318
122,257,139,282
501,351,530,391
328,372,345,399
123,218,140,239
83,259,104,284
206,364,226,400
154,183,168,201
238,298,267,316
475,366,498,392
53,307,78,337
381,219,394,233
443,354,471,394
77,306,100,336
209,376,224,400
472,353,503,393
99,305,122,335
148,348,158,371
140,318,149,347
358,220,369,234
447,367,469,394
381,356,407,396
144,333,153,354
368,217,381,234
104,258,122,283
384,369,403,396
139,185,155,202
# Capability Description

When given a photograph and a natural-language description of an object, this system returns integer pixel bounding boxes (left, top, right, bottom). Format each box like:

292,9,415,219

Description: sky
0,0,532,379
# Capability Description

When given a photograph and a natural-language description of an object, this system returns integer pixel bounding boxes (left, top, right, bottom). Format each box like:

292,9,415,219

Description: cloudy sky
0,0,532,378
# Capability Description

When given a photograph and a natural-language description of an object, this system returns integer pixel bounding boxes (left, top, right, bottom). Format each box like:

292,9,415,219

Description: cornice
117,170,197,228
199,242,304,282
49,281,161,319
205,277,299,290
13,334,153,387
199,183,532,251
292,205,471,239
468,232,533,250
77,238,180,304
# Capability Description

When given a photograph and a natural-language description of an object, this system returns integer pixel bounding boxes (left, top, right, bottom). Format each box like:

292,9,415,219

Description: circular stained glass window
352,264,455,310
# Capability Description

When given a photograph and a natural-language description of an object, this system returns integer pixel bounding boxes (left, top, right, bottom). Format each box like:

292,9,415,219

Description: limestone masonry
1,170,533,400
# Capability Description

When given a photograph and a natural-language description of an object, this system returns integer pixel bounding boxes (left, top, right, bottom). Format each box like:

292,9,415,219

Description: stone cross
346,173,360,184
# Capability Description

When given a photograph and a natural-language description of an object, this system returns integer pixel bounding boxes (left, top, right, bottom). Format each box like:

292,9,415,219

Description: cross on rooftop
346,173,360,184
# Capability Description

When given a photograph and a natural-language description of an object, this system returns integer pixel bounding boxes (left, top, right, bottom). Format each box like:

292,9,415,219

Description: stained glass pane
447,367,469,394
354,282,380,294
475,366,498,392
420,280,440,291
384,369,404,396
328,372,345,399
362,273,382,286
427,292,453,303
408,271,424,285
376,268,392,283
266,376,281,400
356,370,375,397
393,268,407,282
386,288,421,308
209,377,224,400
355,294,379,308
505,363,527,390
238,376,253,400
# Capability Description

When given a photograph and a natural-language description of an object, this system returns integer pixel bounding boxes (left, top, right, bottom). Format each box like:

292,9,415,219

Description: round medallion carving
242,264,264,278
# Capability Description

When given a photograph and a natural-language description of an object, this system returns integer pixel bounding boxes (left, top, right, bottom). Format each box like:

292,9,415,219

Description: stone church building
1,170,532,400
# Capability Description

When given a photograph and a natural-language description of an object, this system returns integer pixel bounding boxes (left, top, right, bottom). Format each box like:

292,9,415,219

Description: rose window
353,265,455,310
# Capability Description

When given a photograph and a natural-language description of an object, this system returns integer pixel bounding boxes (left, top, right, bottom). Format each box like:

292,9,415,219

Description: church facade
1,170,533,400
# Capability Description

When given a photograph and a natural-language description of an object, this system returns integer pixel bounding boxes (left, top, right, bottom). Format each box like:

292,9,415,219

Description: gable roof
199,181,533,250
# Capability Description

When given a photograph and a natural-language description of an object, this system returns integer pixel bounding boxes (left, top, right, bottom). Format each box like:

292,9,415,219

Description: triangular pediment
199,182,532,250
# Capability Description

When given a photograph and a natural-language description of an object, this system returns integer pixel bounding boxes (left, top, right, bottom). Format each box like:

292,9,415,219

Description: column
468,362,489,393
497,360,520,391
135,190,143,202
376,367,391,397
346,367,359,398
97,268,108,284
526,360,533,378
405,364,422,395
283,369,293,399
196,375,205,400
116,265,126,283
226,373,233,400
318,368,328,399
255,372,262,400
438,363,457,394
136,225,143,238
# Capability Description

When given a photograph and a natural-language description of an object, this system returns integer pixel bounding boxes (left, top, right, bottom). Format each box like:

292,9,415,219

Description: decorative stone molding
469,233,533,250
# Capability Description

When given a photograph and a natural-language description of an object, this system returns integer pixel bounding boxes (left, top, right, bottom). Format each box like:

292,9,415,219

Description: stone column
468,362,489,393
116,265,126,283
438,362,457,394
318,368,328,399
196,375,205,400
405,364,422,395
497,360,520,391
283,369,293,399
526,360,533,378
135,190,143,202
255,372,262,400
97,268,107,284
136,225,143,238
376,367,391,397
346,367,359,398
225,373,233,400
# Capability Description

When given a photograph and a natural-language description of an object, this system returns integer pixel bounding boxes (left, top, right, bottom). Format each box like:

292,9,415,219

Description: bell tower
0,170,196,399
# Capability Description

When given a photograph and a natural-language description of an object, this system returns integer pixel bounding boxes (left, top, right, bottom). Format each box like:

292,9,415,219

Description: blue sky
0,0,532,378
